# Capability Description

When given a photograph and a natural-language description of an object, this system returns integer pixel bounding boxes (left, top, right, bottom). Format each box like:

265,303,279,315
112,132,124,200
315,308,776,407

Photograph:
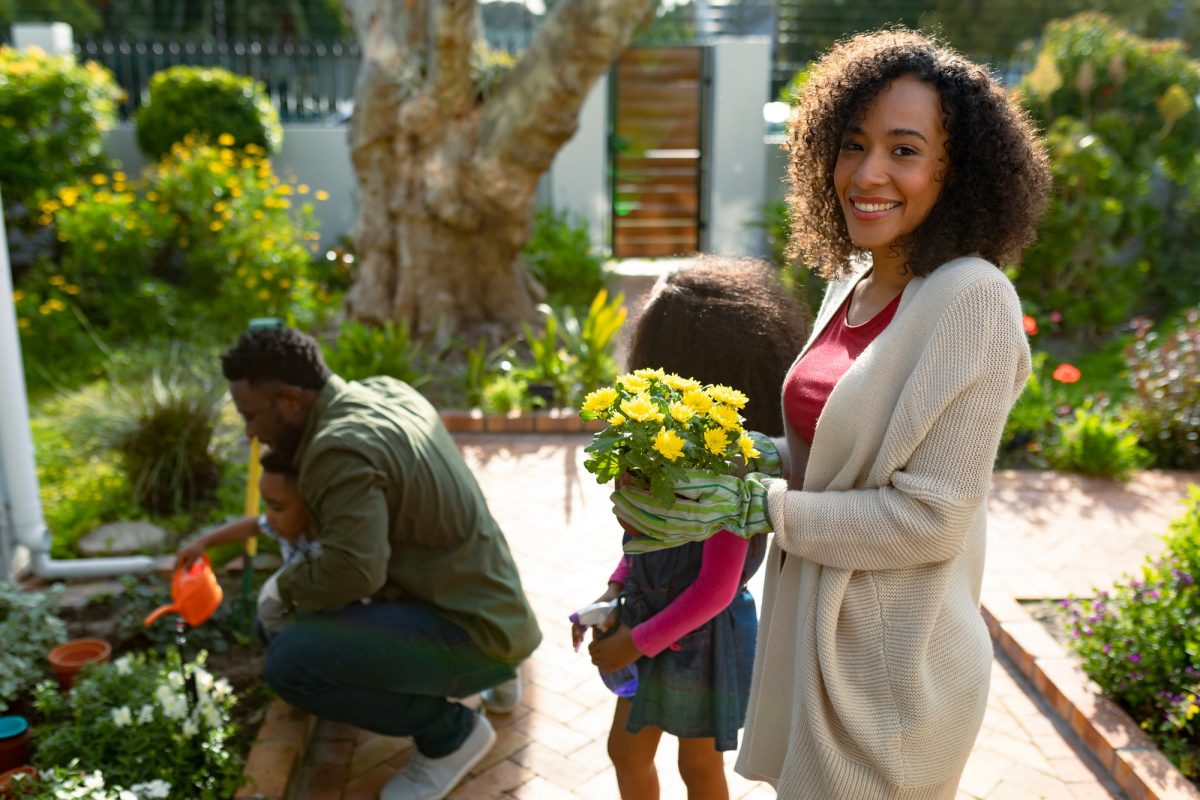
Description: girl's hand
570,584,623,650
175,539,207,569
588,624,642,673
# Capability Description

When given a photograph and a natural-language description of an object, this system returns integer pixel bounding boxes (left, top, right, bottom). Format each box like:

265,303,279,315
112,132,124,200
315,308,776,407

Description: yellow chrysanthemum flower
738,433,760,461
704,427,729,455
668,402,694,424
653,427,686,461
218,133,236,146
582,387,619,415
708,385,749,409
620,393,659,422
664,374,700,392
682,389,713,414
618,374,651,394
633,367,666,381
709,404,740,430
609,413,627,426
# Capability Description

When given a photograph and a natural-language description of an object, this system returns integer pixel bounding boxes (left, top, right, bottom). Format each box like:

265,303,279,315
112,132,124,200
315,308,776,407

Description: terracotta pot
0,717,29,774
47,638,112,690
0,765,38,798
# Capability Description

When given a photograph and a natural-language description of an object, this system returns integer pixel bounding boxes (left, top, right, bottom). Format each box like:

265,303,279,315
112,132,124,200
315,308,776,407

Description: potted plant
46,639,111,690
0,716,30,774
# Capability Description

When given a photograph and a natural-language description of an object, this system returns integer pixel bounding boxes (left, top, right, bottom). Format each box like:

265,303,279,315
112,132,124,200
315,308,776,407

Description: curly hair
786,28,1051,279
220,326,331,390
628,257,809,437
259,448,299,479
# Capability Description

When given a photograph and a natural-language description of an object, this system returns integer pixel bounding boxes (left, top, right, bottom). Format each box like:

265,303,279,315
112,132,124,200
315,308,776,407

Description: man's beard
272,420,307,463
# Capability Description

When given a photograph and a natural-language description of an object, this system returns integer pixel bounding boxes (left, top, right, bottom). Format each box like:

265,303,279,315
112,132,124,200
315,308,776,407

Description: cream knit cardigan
734,257,1031,799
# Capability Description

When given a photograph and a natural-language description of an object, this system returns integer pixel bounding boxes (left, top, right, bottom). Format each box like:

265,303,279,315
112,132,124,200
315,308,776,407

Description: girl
583,257,808,800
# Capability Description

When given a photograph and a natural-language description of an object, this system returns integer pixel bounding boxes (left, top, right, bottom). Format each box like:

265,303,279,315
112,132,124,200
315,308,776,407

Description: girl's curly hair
786,28,1051,279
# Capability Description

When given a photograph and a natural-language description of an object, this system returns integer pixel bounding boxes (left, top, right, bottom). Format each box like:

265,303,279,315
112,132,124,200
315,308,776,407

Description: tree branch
429,0,478,114
477,0,655,174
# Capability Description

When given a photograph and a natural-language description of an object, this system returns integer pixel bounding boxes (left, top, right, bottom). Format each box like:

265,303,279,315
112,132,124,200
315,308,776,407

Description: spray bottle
569,598,639,698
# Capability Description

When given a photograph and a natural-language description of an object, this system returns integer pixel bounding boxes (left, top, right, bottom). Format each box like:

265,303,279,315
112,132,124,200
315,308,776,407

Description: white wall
706,38,771,257
548,76,610,252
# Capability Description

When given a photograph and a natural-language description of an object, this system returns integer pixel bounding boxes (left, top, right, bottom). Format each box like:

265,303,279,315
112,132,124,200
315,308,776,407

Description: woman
613,29,1051,799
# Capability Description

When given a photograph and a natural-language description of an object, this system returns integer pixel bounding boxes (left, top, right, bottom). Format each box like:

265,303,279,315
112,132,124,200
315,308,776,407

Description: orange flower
1022,315,1038,335
1052,363,1081,383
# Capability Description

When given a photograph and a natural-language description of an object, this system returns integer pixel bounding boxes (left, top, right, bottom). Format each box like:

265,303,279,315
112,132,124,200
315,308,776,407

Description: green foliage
79,360,229,515
112,574,252,655
751,200,826,312
33,649,244,799
322,320,431,389
1063,487,1200,777
0,0,102,35
136,66,283,161
522,207,608,310
554,289,627,402
0,582,66,712
1045,404,1150,480
0,46,120,208
1125,309,1200,469
482,374,530,413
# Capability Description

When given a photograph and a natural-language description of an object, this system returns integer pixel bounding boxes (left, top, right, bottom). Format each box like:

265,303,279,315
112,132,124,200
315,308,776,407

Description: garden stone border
981,586,1200,800
439,408,606,434
236,698,316,800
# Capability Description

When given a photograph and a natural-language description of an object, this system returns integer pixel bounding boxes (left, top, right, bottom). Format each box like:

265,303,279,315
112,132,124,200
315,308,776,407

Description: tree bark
342,0,655,344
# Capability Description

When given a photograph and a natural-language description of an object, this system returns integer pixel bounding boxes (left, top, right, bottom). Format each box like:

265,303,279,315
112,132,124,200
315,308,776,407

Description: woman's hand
588,623,642,673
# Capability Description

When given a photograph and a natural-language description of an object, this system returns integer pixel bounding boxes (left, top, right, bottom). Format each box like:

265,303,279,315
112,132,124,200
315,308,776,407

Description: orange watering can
144,555,223,628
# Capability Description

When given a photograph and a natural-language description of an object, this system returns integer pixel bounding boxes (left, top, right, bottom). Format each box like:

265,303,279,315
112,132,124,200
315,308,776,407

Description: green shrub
482,374,530,413
135,66,283,161
554,289,627,405
1045,404,1150,480
1125,309,1200,469
322,320,432,389
1063,487,1200,777
0,46,120,208
33,650,243,799
522,207,608,310
113,574,252,655
0,582,66,712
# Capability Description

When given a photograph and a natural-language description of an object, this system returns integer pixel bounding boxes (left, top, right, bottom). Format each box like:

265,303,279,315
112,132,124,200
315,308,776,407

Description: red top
784,288,903,444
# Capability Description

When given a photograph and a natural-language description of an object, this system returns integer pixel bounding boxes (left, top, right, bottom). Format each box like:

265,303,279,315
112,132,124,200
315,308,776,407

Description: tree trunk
342,0,655,344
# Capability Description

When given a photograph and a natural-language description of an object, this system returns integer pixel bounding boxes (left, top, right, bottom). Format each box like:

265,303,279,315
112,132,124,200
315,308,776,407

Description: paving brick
236,741,299,799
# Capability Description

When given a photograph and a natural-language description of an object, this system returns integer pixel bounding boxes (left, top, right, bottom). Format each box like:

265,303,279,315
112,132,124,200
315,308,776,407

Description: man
221,326,541,800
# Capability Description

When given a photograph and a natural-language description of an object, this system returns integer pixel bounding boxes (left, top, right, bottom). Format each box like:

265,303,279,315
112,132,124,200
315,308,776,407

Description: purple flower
1103,644,1112,654
1128,653,1143,664
1060,598,1072,609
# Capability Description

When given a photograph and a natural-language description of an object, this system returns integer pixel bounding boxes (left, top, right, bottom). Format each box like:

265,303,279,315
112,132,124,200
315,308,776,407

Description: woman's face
833,75,948,271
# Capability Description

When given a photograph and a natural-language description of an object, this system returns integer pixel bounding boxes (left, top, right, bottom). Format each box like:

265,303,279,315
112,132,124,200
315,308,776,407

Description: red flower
1052,363,1082,383
1022,315,1038,335
1050,310,1064,324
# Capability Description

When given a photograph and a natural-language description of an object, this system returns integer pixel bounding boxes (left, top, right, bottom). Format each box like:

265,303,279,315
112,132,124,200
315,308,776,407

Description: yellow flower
58,187,79,208
63,284,80,295
582,387,619,414
704,427,729,455
738,433,760,461
653,427,686,461
618,374,650,394
17,318,30,330
620,393,659,422
609,412,627,426
664,374,700,392
709,404,740,430
49,275,65,286
39,199,60,214
708,385,748,409
682,389,713,414
90,173,107,185
297,183,310,194
12,290,25,302
276,184,293,195
315,190,330,201
210,221,223,232
669,402,694,424
113,171,127,182
218,133,235,146
633,367,665,381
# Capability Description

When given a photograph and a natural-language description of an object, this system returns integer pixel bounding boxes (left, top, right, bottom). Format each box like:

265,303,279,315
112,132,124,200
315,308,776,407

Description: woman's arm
770,278,1030,571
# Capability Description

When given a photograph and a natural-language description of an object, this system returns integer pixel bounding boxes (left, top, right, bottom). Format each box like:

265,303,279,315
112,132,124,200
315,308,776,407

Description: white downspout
0,185,158,581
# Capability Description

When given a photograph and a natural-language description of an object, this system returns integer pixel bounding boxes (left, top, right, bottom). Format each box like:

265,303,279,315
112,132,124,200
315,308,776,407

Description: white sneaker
380,712,496,800
480,675,522,714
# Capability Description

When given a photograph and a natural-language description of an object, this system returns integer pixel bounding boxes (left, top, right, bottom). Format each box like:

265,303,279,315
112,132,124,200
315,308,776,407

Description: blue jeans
263,600,515,757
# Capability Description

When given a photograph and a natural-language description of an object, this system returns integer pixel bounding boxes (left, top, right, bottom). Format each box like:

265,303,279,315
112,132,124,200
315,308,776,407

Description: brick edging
235,698,316,800
439,408,605,434
980,587,1200,800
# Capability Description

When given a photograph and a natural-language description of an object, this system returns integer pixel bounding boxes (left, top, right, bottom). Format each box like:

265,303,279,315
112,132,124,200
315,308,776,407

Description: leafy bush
554,289,627,404
112,575,252,655
1045,404,1150,480
135,66,282,161
1125,309,1200,469
2,766,169,799
34,650,243,799
322,320,431,389
1063,488,1200,777
0,46,120,208
482,374,530,413
522,207,608,310
0,582,66,712
751,200,826,313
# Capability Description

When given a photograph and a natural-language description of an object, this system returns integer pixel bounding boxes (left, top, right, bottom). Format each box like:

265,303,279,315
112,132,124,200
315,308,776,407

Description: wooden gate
611,46,706,258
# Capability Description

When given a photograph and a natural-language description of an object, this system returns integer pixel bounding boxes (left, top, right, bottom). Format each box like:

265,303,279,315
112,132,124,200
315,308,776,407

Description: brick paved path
292,435,1198,799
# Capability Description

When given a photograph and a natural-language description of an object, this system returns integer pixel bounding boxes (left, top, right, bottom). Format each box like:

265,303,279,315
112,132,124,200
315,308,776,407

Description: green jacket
275,375,542,664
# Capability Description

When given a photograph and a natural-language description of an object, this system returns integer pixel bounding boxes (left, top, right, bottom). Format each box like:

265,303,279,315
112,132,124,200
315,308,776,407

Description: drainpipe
0,186,158,581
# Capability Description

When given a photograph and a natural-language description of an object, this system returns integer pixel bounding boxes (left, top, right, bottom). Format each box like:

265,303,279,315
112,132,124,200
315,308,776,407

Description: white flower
167,670,184,688
130,779,171,799
193,668,214,692
137,704,155,724
212,677,233,699
182,718,199,737
201,704,222,729
111,706,132,727
114,656,133,675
